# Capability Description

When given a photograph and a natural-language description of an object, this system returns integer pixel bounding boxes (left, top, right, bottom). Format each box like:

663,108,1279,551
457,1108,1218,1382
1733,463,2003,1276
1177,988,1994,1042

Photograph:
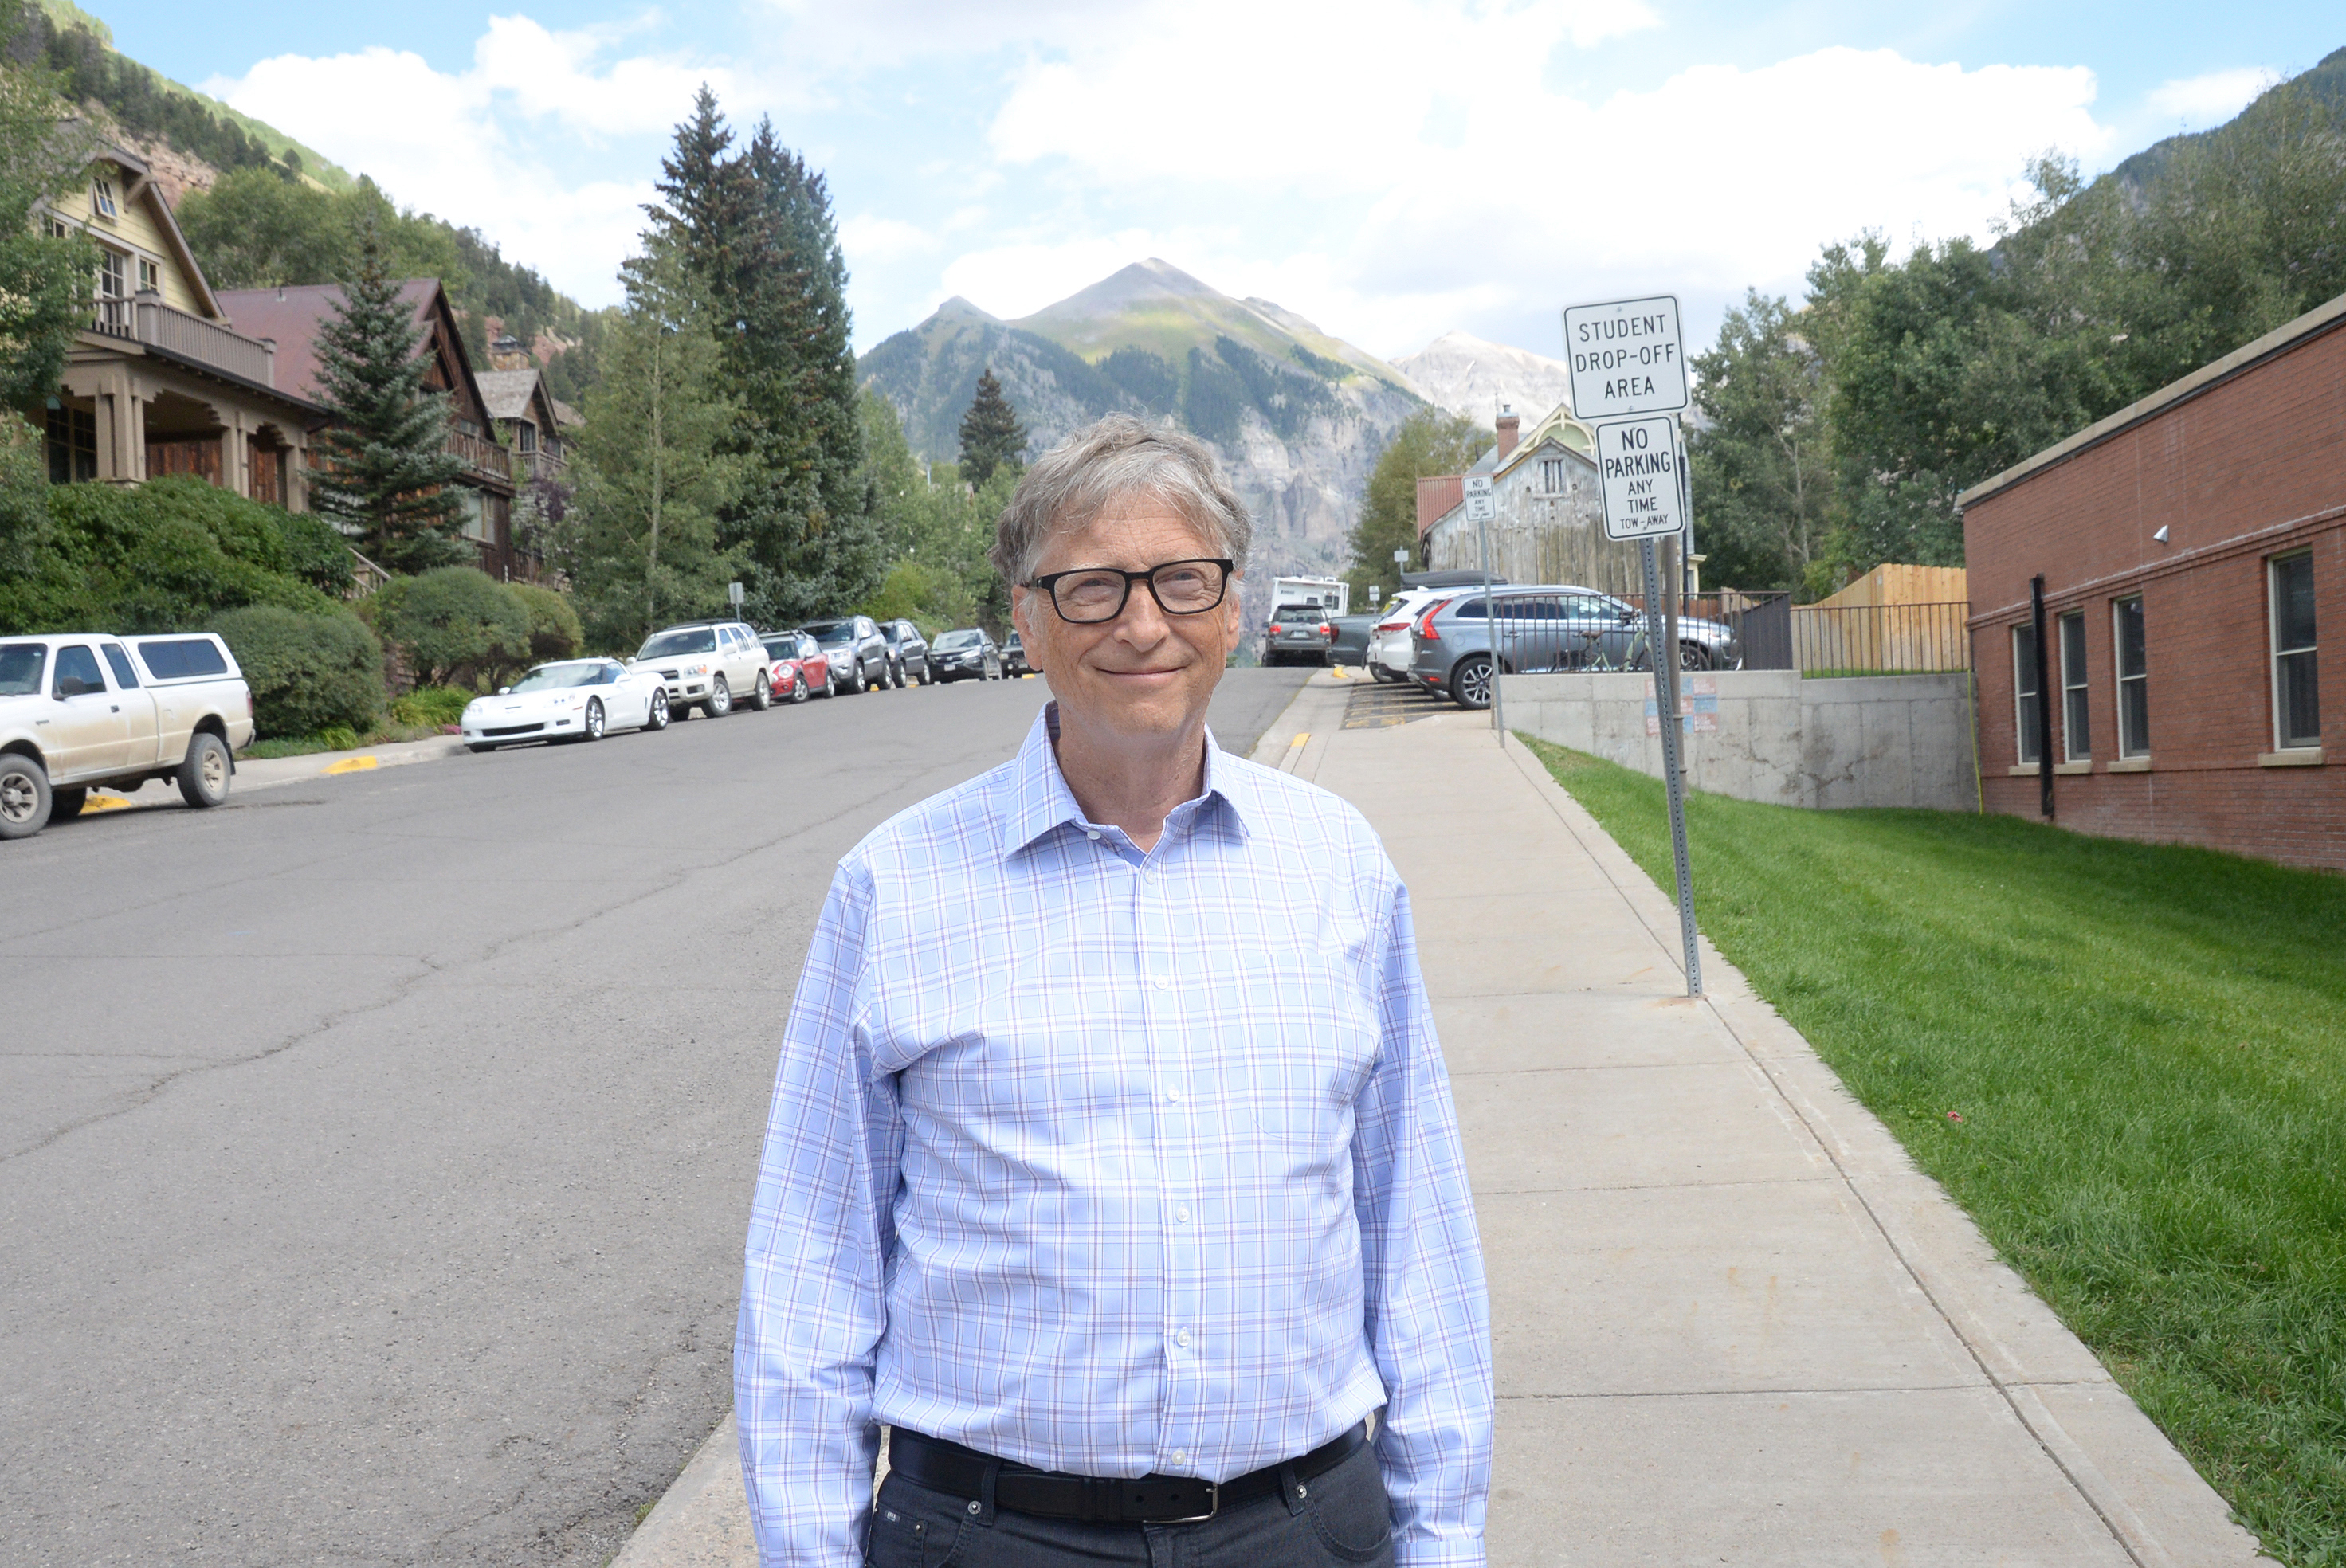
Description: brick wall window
2013,624,2042,765
2113,596,2148,758
2058,610,2090,761
2270,551,2319,750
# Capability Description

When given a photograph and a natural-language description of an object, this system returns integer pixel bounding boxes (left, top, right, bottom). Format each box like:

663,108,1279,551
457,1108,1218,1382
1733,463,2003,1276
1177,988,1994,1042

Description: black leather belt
888,1422,1367,1525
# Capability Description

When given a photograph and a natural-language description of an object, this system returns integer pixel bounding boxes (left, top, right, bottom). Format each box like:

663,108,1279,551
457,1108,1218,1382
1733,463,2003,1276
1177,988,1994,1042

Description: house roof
213,280,448,405
476,369,544,421
53,138,223,319
1958,286,2346,510
1494,400,1595,476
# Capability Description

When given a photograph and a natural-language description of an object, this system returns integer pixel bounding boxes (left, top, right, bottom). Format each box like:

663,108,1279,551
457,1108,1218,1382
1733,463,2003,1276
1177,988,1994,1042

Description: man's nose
1112,582,1171,641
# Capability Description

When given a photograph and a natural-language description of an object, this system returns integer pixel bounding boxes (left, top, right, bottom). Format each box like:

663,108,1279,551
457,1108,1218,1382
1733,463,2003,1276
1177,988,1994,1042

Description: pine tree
308,218,469,572
957,368,1025,485
644,92,875,625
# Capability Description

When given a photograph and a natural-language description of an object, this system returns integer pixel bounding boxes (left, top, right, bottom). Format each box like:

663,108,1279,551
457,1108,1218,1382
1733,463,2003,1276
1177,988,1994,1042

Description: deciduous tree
1342,406,1485,606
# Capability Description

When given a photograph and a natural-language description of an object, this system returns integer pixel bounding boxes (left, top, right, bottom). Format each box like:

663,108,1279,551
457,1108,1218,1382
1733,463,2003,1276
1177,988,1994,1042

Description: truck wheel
50,786,88,820
0,753,51,840
178,732,233,808
748,672,771,711
704,676,732,719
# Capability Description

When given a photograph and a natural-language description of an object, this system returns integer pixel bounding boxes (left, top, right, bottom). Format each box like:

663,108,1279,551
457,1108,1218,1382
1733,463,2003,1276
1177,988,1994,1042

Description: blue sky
88,1,2346,364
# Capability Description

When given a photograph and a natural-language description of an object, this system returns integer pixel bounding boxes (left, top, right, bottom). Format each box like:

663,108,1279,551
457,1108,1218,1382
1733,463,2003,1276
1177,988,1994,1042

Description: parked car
1262,602,1335,667
800,616,891,694
0,631,255,840
1000,629,1031,677
1410,586,1744,709
877,618,930,686
632,620,771,716
929,628,1002,682
461,658,669,751
1327,613,1377,668
759,629,830,702
1368,589,1457,682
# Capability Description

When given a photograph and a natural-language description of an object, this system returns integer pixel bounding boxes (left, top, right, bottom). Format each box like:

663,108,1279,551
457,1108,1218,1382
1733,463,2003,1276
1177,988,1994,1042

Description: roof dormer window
91,178,118,220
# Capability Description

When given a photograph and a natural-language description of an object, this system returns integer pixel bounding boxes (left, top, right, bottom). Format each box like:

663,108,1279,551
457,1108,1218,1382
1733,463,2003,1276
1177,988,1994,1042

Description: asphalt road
0,666,1310,1567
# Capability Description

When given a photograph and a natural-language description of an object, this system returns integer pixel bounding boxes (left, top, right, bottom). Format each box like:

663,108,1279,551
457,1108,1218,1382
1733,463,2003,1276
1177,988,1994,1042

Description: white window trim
2012,623,2042,766
2058,610,2091,762
2270,551,2319,752
90,178,118,220
2112,595,2148,760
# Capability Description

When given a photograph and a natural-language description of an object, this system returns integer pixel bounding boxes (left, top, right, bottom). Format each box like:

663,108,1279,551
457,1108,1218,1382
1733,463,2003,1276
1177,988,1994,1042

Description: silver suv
632,621,771,716
0,632,256,839
1410,586,1743,708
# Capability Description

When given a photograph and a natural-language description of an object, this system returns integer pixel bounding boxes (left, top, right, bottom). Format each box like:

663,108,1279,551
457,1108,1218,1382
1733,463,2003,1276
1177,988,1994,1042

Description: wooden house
218,281,528,580
37,143,320,506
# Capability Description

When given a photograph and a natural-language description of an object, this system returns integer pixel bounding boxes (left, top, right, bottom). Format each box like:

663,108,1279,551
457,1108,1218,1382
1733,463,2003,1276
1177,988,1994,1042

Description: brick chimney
1495,402,1520,461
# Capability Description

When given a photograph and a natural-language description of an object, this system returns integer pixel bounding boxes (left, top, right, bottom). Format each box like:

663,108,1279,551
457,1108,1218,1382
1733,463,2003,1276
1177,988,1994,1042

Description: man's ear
1221,578,1246,655
1011,586,1038,653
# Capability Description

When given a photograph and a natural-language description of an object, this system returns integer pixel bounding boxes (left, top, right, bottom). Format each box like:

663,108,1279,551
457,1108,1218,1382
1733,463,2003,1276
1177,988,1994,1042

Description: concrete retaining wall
1502,670,1979,811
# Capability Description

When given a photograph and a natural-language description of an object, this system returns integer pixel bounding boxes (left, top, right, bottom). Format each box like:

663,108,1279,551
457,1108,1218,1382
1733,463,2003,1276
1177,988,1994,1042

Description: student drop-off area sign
1563,295,1688,421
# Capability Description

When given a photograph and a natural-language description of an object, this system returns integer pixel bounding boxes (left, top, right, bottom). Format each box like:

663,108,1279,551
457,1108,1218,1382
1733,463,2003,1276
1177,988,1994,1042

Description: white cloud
202,21,734,307
840,214,934,265
2144,66,2275,129
971,36,2111,358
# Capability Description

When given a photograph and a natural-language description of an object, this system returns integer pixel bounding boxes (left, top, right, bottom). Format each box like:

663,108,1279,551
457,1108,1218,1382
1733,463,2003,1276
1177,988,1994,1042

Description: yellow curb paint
324,756,379,775
1288,733,1309,748
82,795,132,811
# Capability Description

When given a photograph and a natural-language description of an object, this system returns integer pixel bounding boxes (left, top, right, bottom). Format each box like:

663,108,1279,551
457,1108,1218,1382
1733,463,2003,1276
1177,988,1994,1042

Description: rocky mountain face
1391,330,1575,424
857,260,1426,607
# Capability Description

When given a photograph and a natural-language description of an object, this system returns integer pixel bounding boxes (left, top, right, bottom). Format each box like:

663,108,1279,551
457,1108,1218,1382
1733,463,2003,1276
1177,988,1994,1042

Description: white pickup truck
0,632,256,840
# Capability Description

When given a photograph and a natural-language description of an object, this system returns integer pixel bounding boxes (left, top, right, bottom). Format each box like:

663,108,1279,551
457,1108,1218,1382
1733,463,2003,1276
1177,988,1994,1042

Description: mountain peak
932,295,1002,325
1392,331,1575,422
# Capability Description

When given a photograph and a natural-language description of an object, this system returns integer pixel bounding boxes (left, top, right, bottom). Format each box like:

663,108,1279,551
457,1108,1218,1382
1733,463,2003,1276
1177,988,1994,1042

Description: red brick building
1960,292,2344,870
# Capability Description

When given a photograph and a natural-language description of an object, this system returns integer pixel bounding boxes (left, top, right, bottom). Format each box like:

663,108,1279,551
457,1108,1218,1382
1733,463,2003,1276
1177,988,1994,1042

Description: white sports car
461,659,671,751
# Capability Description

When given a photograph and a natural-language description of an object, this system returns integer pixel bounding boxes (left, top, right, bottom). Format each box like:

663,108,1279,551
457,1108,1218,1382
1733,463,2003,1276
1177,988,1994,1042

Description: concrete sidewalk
614,674,2262,1567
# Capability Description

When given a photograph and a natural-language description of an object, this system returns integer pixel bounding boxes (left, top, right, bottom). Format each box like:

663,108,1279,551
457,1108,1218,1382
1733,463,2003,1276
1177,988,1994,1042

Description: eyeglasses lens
1049,562,1226,623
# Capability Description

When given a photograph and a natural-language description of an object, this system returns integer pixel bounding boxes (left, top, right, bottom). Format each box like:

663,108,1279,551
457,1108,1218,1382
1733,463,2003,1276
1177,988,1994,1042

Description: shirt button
1175,1328,1192,1348
1085,829,1102,841
1175,1205,1191,1224
1165,1085,1182,1103
1172,1449,1187,1465
1152,974,1170,990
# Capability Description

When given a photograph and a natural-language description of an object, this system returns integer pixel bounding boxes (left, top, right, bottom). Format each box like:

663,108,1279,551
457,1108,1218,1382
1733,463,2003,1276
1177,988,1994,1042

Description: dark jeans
868,1439,1395,1568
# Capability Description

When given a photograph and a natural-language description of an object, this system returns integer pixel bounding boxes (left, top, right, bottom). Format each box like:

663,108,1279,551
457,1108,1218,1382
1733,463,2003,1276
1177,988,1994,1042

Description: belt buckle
1163,1480,1218,1523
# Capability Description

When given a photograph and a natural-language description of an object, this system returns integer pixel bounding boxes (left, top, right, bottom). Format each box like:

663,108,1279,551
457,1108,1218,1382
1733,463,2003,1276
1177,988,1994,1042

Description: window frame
2270,550,2320,751
2112,595,2148,759
90,178,117,220
2058,610,2091,762
2012,623,2042,766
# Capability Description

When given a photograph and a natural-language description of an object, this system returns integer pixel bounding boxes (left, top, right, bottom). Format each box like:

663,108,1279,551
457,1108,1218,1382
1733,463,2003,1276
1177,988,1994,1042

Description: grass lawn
1522,737,2346,1566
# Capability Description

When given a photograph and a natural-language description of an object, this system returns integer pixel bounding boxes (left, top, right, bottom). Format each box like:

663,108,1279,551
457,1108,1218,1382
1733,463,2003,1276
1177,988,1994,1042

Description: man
737,416,1491,1568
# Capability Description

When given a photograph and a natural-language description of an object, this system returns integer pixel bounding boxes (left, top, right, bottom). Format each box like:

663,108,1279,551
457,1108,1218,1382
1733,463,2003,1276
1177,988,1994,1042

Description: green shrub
211,605,386,739
390,684,471,728
370,566,528,686
506,581,583,664
0,476,340,634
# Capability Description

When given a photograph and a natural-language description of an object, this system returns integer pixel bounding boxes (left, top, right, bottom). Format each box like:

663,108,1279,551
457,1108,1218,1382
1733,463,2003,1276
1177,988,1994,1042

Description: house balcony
513,447,567,484
92,292,277,387
445,429,512,484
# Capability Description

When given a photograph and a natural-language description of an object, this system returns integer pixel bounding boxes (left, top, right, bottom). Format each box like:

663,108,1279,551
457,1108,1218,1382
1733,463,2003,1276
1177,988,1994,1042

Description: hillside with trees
1691,47,2346,598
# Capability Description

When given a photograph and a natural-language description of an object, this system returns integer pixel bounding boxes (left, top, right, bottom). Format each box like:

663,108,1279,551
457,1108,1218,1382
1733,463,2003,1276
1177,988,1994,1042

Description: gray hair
991,415,1253,586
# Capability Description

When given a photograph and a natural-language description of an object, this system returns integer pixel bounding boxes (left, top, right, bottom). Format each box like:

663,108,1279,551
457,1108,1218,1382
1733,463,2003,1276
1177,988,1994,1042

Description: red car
759,630,832,703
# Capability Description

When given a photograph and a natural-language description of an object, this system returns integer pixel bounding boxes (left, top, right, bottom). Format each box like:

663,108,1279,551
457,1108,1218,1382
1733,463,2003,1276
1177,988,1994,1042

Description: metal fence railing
1624,593,1974,674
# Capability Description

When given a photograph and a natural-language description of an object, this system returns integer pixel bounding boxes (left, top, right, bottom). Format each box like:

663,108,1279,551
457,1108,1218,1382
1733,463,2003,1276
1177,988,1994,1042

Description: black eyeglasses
1025,559,1234,625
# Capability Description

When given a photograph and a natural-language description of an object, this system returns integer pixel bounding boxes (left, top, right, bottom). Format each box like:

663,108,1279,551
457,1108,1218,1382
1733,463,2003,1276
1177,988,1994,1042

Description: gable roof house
216,280,531,582
1419,402,1640,596
37,142,324,510
33,148,536,582
476,367,574,484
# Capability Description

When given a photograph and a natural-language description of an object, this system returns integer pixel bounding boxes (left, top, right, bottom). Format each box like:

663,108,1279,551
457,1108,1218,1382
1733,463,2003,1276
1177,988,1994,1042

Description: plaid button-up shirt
736,706,1491,1568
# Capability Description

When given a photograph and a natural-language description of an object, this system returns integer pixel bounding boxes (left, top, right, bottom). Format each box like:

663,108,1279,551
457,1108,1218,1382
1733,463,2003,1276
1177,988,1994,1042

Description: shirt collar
998,702,1251,860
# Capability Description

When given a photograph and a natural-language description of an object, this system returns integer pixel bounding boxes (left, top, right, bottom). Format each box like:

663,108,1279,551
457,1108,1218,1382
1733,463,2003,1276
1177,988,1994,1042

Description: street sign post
1463,476,1503,743
728,581,744,612
1563,295,1687,421
1573,295,1702,996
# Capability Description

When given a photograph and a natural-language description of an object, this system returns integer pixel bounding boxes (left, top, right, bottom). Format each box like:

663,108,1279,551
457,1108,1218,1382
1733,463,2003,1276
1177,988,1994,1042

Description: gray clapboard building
1418,403,1644,598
